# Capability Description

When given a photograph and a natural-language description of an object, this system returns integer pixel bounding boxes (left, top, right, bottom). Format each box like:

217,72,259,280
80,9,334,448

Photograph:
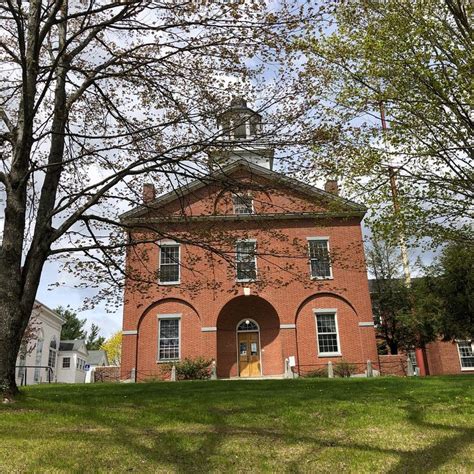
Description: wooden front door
238,332,261,377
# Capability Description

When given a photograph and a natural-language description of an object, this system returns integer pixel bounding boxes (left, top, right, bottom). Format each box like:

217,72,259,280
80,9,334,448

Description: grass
1,376,473,473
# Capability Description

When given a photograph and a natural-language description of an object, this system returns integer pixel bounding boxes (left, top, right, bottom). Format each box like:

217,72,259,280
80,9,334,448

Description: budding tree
0,0,316,398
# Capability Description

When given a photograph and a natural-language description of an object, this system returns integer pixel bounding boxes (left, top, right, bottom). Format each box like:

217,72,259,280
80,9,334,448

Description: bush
305,367,328,378
162,357,213,380
333,360,356,378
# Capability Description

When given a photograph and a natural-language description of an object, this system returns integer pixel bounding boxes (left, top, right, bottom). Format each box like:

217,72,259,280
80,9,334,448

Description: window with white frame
457,341,474,369
158,318,180,361
232,193,253,215
308,239,332,278
159,244,180,283
315,312,340,355
236,240,257,281
62,357,71,368
48,338,57,369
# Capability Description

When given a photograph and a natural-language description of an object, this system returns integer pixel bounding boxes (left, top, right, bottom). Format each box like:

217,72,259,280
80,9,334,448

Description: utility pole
379,102,426,375
379,103,411,287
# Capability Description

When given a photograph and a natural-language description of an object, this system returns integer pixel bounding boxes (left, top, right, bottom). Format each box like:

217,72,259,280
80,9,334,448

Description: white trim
280,324,296,329
201,327,217,332
157,313,182,319
307,238,333,280
236,319,262,377
158,243,181,285
123,330,138,335
358,322,375,327
157,316,181,362
314,310,342,357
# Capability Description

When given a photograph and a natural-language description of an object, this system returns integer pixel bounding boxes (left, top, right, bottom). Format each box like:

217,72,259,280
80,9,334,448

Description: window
315,312,340,355
236,241,257,281
308,239,332,279
457,341,474,369
62,357,71,369
233,193,253,215
159,244,180,284
237,320,259,332
158,318,180,361
48,338,57,369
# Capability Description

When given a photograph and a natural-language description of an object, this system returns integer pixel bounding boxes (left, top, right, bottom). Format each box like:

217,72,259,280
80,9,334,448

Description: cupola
209,97,274,170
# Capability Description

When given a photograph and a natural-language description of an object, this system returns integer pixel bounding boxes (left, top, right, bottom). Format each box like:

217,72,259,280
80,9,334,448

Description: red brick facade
120,161,378,380
424,340,473,375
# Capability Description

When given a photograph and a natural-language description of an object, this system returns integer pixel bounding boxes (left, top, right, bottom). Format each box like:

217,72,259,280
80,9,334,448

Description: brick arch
136,298,202,381
295,293,364,369
216,295,282,378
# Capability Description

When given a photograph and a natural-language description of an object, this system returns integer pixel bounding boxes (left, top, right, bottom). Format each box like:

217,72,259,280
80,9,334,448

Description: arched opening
216,295,281,378
236,319,261,377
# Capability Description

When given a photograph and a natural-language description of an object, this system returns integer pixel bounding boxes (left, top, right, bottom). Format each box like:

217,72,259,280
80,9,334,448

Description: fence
15,365,54,386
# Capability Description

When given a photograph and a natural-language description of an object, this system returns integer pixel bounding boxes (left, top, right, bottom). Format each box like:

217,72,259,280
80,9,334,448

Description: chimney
324,179,339,195
142,183,156,204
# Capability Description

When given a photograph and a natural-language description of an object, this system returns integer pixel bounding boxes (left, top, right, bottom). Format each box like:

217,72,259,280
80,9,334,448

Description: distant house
57,340,89,384
16,301,64,386
85,350,109,383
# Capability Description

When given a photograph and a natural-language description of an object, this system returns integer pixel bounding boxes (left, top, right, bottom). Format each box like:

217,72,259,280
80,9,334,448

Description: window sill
158,281,181,286
461,367,474,371
156,359,180,364
236,279,257,283
318,353,342,358
310,276,334,281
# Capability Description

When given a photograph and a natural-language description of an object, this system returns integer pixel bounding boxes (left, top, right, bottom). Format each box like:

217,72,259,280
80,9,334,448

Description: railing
15,365,54,386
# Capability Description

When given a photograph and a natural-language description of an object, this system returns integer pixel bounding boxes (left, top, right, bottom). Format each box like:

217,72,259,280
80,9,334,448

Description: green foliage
86,323,105,350
421,242,474,340
300,0,473,245
55,306,87,340
333,360,356,378
162,357,212,380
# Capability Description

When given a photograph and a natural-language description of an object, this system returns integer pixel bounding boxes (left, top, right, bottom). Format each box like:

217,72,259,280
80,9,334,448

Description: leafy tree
300,0,472,245
428,242,473,340
86,323,106,351
367,237,439,354
55,306,87,341
0,0,314,398
101,331,122,367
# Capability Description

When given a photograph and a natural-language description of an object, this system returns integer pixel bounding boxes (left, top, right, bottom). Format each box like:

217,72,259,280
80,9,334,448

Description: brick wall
121,168,377,380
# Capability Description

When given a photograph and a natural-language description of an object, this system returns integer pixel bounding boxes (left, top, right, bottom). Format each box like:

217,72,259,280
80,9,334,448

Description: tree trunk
0,296,31,400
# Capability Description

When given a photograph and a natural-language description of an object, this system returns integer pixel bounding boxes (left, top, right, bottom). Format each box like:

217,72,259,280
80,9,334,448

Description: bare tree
0,0,317,399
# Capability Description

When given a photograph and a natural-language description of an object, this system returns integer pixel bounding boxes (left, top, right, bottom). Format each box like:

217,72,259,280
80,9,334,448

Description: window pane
316,314,339,354
233,194,253,215
309,240,331,278
236,242,256,280
317,314,337,333
160,245,180,282
159,319,180,360
318,334,339,353
458,342,474,368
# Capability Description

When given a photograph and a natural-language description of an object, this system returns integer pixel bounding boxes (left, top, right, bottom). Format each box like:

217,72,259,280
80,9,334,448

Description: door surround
236,319,262,377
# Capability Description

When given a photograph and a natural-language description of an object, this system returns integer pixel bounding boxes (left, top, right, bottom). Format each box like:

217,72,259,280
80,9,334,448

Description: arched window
237,319,259,332
33,330,44,382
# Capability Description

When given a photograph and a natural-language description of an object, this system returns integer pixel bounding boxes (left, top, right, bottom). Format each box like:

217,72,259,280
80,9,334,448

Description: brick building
120,99,378,380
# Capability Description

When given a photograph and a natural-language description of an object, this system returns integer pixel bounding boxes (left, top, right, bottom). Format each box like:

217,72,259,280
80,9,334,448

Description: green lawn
1,377,473,473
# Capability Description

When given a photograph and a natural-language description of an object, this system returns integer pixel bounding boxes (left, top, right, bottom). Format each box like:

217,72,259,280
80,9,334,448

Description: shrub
333,360,356,378
305,367,328,378
162,357,213,380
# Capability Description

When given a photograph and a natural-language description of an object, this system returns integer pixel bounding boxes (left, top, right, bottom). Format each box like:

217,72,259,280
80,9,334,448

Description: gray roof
87,350,109,366
120,159,366,222
59,339,86,352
